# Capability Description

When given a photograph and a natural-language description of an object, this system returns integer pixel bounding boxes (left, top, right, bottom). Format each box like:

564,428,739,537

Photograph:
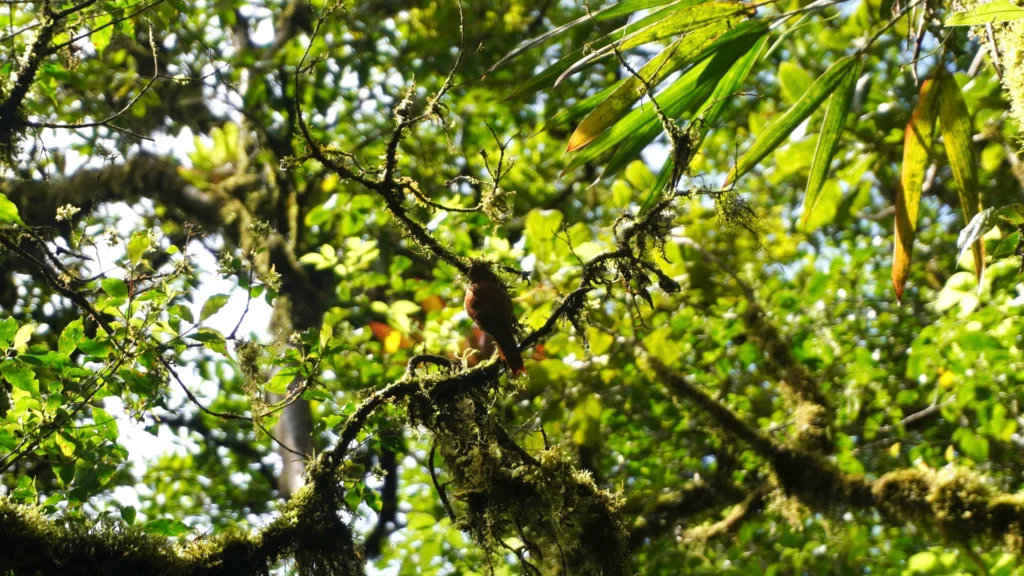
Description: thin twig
27,23,163,140
430,443,457,523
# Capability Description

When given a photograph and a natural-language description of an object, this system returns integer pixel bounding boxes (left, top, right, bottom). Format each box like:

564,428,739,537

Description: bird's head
467,260,498,283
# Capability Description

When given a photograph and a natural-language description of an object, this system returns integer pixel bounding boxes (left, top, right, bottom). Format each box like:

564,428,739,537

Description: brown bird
464,261,526,376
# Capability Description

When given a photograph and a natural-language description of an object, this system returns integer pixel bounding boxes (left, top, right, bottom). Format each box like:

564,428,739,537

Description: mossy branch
648,356,1024,553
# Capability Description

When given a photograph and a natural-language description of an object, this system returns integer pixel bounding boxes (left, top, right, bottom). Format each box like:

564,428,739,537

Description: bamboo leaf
937,70,985,282
504,2,706,100
724,55,860,186
691,24,768,147
945,0,1024,25
603,24,767,180
538,83,621,135
568,18,764,153
640,28,767,212
802,58,860,227
892,77,939,302
595,0,687,21
488,0,684,74
561,56,720,178
567,21,730,151
555,2,753,86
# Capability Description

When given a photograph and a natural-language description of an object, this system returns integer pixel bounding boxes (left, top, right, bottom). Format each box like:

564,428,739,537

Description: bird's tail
496,339,526,376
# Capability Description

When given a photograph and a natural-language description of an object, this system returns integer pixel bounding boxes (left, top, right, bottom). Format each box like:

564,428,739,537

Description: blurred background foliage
1,0,1024,574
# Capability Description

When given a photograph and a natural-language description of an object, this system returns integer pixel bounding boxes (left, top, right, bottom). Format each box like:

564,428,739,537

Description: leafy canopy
1,0,1024,575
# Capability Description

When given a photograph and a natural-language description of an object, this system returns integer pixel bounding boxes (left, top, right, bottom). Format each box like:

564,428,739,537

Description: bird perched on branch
464,261,526,376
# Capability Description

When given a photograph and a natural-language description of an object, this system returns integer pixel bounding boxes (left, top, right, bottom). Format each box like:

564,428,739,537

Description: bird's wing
468,280,516,337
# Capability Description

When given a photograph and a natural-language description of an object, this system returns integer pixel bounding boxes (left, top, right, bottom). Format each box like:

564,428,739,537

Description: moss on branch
649,355,1024,554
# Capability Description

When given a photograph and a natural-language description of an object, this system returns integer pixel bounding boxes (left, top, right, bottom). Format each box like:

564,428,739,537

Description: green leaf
91,14,114,51
996,203,1024,225
567,20,732,151
801,180,843,232
126,232,150,267
121,505,137,526
725,55,860,186
79,338,113,358
2,362,38,395
0,317,16,344
957,429,990,460
266,366,299,394
802,59,859,227
92,407,119,440
170,304,195,324
12,475,36,502
200,294,230,321
524,209,564,263
778,62,814,105
690,26,767,151
893,76,939,302
101,278,129,298
187,329,227,355
594,0,682,21
935,271,979,314
994,231,1021,258
58,319,85,356
406,511,437,530
301,388,331,401
569,395,603,447
390,300,420,333
0,192,24,225
143,518,189,537
945,0,1024,25
937,70,984,282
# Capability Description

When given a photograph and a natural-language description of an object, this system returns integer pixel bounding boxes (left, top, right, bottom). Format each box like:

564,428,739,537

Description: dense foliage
3,0,1024,574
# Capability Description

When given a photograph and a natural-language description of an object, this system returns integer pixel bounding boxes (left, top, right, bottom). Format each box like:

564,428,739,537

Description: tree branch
647,355,1024,552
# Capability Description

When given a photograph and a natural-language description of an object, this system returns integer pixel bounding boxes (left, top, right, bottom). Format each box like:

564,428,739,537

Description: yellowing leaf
56,432,77,457
13,324,33,352
938,370,957,388
383,330,402,355
420,294,445,313
937,71,985,283
892,77,939,302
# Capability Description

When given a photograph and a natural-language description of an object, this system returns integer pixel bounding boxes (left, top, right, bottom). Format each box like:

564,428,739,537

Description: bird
464,261,526,376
